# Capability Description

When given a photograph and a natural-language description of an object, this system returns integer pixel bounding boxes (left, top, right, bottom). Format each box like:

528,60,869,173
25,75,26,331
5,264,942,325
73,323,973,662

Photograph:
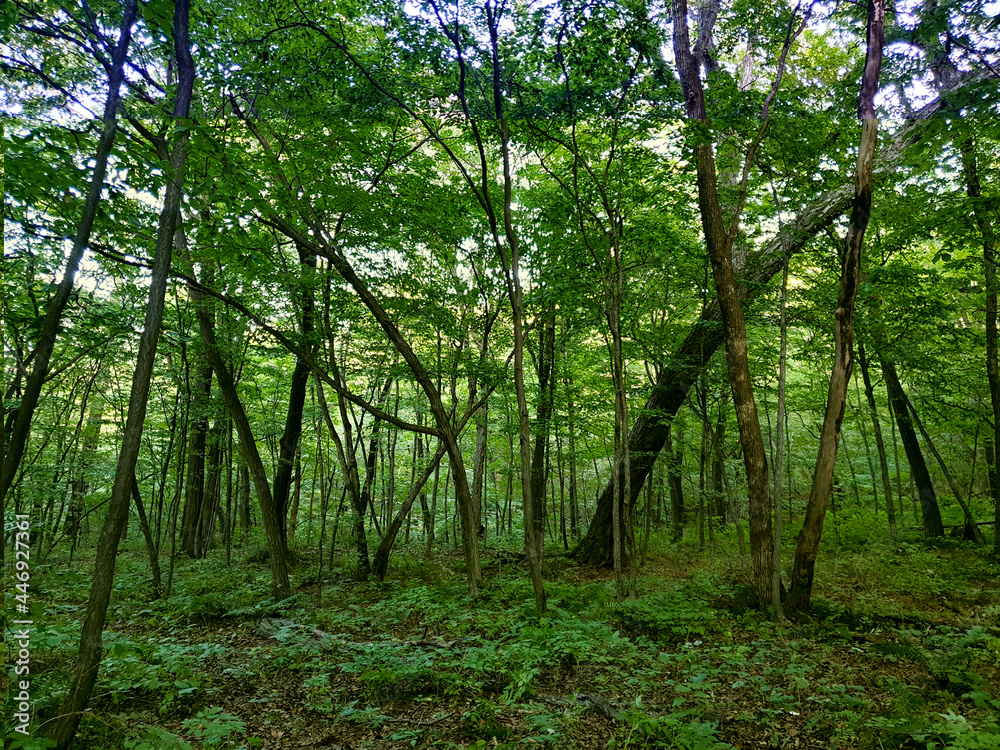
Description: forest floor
7,517,1000,750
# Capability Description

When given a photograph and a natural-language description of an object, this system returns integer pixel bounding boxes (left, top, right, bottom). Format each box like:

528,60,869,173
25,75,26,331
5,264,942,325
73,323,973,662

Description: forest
2,0,1000,747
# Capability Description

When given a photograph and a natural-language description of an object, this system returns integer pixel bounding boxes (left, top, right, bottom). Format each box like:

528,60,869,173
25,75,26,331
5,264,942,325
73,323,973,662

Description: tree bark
909,402,984,543
671,0,774,607
879,357,945,538
184,235,290,597
372,441,447,580
0,0,139,509
270,219,483,596
131,475,162,599
857,341,897,536
570,83,968,567
959,136,1000,556
787,0,884,611
472,398,488,534
529,314,556,562
50,4,193,743
272,245,316,547
667,428,685,543
180,358,212,557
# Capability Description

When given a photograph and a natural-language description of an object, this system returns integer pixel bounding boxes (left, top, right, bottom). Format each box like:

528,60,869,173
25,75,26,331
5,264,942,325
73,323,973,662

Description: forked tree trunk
787,0,884,612
50,5,193,744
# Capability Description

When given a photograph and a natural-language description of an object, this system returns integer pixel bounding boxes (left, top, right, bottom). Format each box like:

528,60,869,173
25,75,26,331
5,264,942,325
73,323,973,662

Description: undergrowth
4,525,998,749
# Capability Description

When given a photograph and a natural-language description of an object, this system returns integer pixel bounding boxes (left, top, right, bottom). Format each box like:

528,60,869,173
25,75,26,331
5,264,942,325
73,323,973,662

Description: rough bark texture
787,116,878,612
50,5,193,744
0,0,139,509
879,358,945,538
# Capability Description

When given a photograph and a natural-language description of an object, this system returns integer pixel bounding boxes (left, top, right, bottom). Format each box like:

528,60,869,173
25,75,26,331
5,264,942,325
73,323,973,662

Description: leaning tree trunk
909,403,984,543
131,475,163,599
50,5,193,744
184,236,290,598
570,81,971,567
960,136,1000,556
372,441,447,580
857,341,897,536
787,0,884,614
0,0,139,510
879,357,945,538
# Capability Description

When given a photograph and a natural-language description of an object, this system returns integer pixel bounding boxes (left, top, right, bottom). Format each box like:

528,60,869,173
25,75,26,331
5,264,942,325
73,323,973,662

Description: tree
787,0,885,614
51,1,194,744
0,0,139,510
571,75,978,568
960,134,1000,555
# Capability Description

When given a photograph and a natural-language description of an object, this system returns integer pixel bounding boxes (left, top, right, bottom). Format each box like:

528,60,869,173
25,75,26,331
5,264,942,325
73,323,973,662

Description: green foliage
181,707,247,748
611,700,734,750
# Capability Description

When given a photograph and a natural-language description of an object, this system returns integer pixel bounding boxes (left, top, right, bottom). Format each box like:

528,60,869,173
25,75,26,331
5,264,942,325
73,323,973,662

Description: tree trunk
372,441,447,580
959,136,1000,555
185,238,290,597
67,399,104,554
50,5,193,742
667,428,685,543
788,103,883,613
909,402,983,543
314,377,370,580
771,237,790,618
0,0,139,509
570,86,960,567
180,358,212,557
857,341,897,536
273,221,482,596
238,459,251,533
530,314,556,562
879,357,945,538
131,475,162,600
472,399,488,534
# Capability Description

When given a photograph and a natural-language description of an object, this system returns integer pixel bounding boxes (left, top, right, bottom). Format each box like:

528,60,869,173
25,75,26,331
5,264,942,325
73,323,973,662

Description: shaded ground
7,526,1000,750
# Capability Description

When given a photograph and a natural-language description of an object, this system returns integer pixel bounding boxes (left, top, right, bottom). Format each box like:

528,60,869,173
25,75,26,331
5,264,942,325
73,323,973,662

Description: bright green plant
180,707,247,748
